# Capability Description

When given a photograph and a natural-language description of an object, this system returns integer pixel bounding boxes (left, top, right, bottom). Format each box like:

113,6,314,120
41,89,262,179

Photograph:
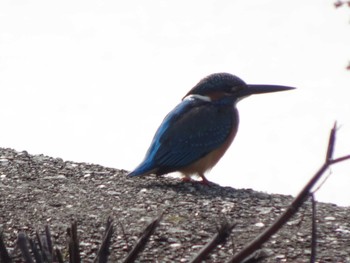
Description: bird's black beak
242,84,295,96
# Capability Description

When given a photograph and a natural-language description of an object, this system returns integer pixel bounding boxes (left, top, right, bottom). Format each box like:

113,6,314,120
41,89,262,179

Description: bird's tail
127,161,157,177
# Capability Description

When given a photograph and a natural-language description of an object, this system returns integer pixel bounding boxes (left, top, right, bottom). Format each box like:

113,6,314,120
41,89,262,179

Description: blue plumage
128,96,237,177
128,73,294,183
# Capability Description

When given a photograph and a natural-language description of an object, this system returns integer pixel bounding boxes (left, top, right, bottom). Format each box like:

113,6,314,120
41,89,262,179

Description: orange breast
179,112,238,176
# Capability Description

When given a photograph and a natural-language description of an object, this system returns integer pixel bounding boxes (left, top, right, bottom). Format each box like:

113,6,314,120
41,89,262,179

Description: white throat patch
183,94,212,102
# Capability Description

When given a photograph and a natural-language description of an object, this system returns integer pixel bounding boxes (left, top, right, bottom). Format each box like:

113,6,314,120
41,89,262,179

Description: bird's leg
199,173,212,185
181,176,193,183
180,173,213,185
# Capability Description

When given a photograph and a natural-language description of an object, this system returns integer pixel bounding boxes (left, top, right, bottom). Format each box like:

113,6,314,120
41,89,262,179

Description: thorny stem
228,123,350,263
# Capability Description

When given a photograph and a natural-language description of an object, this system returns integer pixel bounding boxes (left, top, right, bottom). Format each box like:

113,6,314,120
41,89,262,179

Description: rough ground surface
0,148,350,263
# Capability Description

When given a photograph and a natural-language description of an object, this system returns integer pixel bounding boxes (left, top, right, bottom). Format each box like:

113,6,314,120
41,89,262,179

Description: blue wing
128,98,236,176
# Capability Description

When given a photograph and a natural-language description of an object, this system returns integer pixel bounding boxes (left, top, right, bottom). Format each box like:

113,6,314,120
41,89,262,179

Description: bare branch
190,221,235,263
44,225,53,262
55,248,64,263
326,122,337,162
310,194,317,263
312,170,331,194
17,232,33,263
227,123,350,263
0,231,12,263
67,221,81,263
122,213,163,263
94,216,114,263
28,238,42,263
329,154,350,164
117,220,130,252
241,249,270,263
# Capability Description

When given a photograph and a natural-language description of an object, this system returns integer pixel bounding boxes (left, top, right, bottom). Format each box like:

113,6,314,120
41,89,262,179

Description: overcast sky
1,0,350,206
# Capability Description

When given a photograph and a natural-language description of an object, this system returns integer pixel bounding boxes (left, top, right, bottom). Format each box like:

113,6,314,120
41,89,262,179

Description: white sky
1,0,350,206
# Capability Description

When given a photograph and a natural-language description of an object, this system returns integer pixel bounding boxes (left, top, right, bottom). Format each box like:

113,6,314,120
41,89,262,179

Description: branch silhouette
228,122,350,263
123,213,163,263
190,221,235,263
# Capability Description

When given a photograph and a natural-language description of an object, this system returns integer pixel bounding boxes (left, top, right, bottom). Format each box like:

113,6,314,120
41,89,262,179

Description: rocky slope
0,148,349,262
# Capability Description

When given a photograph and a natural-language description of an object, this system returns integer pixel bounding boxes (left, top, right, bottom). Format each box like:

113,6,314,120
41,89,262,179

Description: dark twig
326,122,337,162
312,170,331,194
94,216,114,263
28,238,42,263
33,226,55,263
17,232,33,263
190,221,235,263
44,225,53,262
67,221,81,263
0,231,12,263
122,213,163,263
328,154,350,164
228,123,350,263
310,194,317,263
55,248,64,263
118,220,130,252
34,231,44,262
241,249,270,263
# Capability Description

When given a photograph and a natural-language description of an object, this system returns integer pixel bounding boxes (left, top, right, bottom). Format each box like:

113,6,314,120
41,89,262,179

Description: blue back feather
128,97,236,176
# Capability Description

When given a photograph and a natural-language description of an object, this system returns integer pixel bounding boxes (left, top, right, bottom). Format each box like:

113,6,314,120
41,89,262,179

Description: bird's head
183,73,295,102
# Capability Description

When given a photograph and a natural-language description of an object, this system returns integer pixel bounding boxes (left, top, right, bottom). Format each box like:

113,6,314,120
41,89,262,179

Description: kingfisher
128,73,294,184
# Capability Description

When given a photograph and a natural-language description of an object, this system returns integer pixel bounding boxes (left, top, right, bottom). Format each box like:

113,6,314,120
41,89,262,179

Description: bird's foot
180,176,214,186
199,176,214,186
181,177,193,183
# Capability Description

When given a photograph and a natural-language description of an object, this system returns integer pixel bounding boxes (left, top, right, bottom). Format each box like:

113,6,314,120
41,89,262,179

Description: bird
127,73,295,184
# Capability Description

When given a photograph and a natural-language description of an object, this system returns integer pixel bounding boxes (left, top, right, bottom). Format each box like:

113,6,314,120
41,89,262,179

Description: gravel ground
0,147,350,262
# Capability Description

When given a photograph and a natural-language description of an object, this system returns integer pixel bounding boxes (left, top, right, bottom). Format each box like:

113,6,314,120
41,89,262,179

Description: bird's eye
232,85,245,93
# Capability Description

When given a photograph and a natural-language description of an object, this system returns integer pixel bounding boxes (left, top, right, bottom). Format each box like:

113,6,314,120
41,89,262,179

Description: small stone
107,191,119,195
43,175,67,180
275,254,285,259
335,227,350,234
255,222,265,228
170,243,181,248
257,207,273,214
191,245,202,250
287,219,301,226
